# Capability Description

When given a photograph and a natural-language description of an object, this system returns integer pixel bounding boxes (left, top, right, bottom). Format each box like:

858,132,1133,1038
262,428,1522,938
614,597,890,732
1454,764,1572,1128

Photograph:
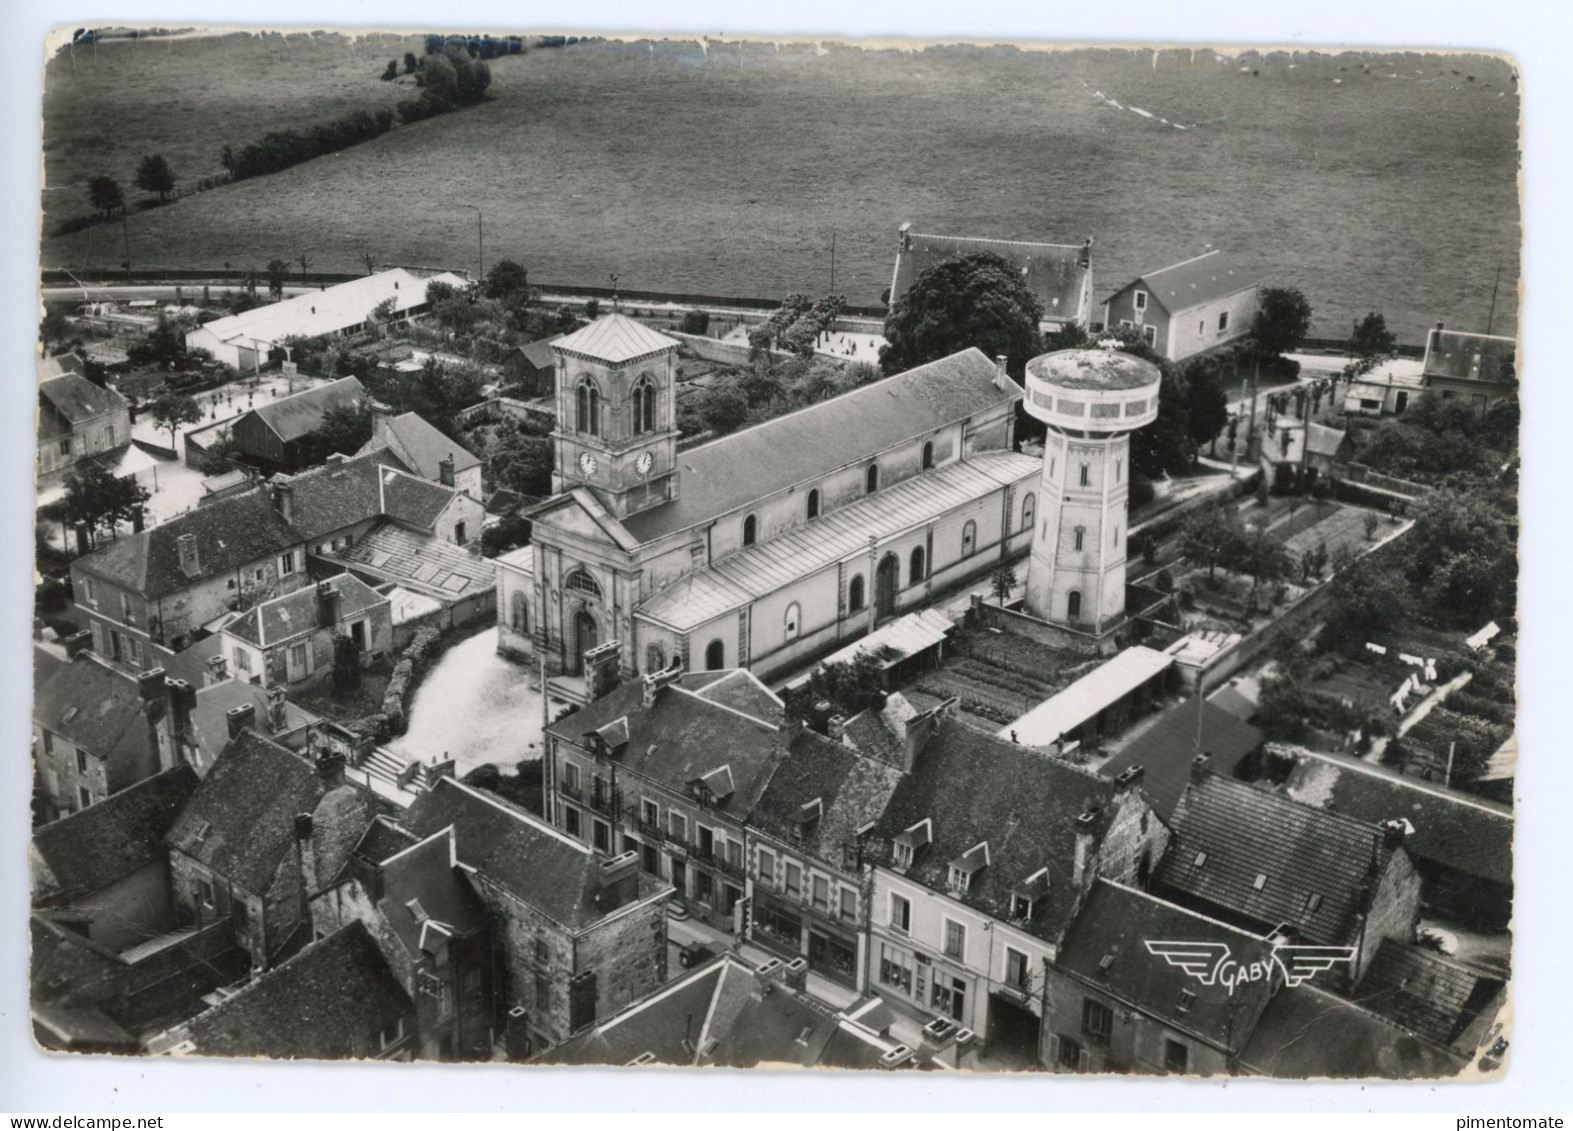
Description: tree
1178,505,1245,582
489,431,554,497
1322,554,1414,646
265,259,291,300
63,461,150,547
404,51,419,74
879,252,1044,378
990,561,1018,605
1347,312,1397,372
126,315,188,369
1183,361,1230,453
584,299,601,320
1238,528,1293,594
681,309,710,335
301,402,374,464
702,389,750,435
39,308,72,355
483,259,531,301
381,60,399,81
135,154,176,202
88,176,124,219
789,652,888,721
148,391,203,449
1248,286,1313,444
332,632,365,695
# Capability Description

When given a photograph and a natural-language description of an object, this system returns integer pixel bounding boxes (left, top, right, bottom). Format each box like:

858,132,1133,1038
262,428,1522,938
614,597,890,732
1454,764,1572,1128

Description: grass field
42,35,1521,342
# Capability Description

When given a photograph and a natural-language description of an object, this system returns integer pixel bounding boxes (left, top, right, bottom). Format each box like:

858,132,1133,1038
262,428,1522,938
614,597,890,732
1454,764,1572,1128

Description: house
1281,746,1514,929
70,488,310,667
1152,765,1423,988
30,765,200,953
1352,937,1506,1060
505,335,562,395
220,575,391,689
1100,250,1257,362
145,922,417,1061
33,654,187,820
542,666,789,934
1262,418,1352,481
888,224,1095,330
1097,698,1265,820
228,376,368,471
37,367,132,477
1344,357,1426,416
184,268,470,370
868,709,1168,1061
167,732,385,971
309,822,495,1060
1041,878,1279,1075
360,408,483,498
182,680,319,775
1238,983,1468,1078
282,448,486,554
515,315,1036,688
1003,645,1174,750
1420,323,1517,411
746,722,906,992
402,778,673,1056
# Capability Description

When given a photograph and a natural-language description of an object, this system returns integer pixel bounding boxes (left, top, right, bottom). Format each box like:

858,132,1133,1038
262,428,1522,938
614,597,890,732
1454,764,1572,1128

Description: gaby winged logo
1143,939,1358,996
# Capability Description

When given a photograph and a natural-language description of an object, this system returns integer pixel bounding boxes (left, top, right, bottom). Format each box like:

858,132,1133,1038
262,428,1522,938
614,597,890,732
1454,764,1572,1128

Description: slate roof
40,371,128,423
404,779,641,931
167,731,325,893
1098,700,1264,820
1354,938,1505,1049
752,728,904,858
1056,880,1277,1051
552,313,679,365
890,231,1091,323
186,681,318,769
32,766,199,902
73,490,304,598
243,377,368,444
321,519,493,599
1122,250,1255,314
378,464,457,530
875,715,1121,943
352,815,420,867
377,829,488,959
280,448,411,542
1154,774,1398,945
637,451,1038,631
361,411,479,481
37,352,86,380
1240,984,1468,1079
225,573,385,648
620,348,1023,543
161,922,412,1060
1422,329,1517,386
547,671,787,821
34,654,151,757
514,335,561,369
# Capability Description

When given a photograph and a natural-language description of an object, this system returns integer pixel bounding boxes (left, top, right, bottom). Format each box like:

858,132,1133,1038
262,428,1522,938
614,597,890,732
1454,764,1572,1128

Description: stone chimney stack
1079,237,1093,268
827,714,849,742
439,453,456,488
295,813,319,895
168,679,196,744
317,750,347,791
137,666,168,702
176,532,201,577
898,222,912,253
226,702,256,740
1190,752,1213,784
271,480,295,526
1381,818,1409,852
316,580,340,630
266,684,290,732
596,850,640,911
1113,764,1145,794
1072,807,1099,889
994,354,1010,390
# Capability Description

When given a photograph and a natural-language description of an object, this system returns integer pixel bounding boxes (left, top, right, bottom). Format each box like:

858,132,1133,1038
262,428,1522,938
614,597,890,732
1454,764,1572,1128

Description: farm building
229,377,367,472
889,224,1094,331
1100,250,1257,362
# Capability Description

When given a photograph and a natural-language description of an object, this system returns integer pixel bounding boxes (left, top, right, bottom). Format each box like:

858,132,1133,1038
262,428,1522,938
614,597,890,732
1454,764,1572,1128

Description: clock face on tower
635,450,654,477
578,451,598,476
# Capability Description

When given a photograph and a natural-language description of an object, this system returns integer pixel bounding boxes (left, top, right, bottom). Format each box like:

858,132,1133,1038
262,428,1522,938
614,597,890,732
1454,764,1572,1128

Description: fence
1338,462,1429,499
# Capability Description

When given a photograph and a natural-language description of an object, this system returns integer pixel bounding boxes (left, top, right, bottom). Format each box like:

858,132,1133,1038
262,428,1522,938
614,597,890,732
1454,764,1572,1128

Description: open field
43,36,1520,342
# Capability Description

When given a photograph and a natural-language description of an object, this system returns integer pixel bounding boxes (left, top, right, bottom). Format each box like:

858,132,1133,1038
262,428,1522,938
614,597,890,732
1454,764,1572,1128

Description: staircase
359,746,411,790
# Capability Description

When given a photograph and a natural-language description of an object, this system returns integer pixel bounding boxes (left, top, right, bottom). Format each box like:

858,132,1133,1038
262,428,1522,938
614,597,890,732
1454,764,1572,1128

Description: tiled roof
752,728,904,856
552,313,679,364
1057,880,1277,1051
1154,775,1398,945
1282,747,1513,887
34,654,151,758
620,348,1023,542
1005,646,1174,746
1354,938,1505,1048
378,464,456,530
167,731,326,893
1240,984,1468,1079
244,377,368,444
281,448,411,542
37,353,86,379
1098,700,1264,820
225,573,385,648
637,451,1038,631
192,269,468,349
891,232,1090,322
362,411,479,480
1422,329,1516,386
876,715,1120,943
158,922,412,1060
1129,250,1255,315
321,520,493,600
377,828,488,959
40,371,128,423
32,766,199,902
547,672,786,821
515,335,561,369
404,780,641,930
73,490,303,598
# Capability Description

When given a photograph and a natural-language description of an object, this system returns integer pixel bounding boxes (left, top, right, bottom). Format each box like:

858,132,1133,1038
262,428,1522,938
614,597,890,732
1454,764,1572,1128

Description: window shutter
1077,1047,1091,1072
1046,1035,1061,1067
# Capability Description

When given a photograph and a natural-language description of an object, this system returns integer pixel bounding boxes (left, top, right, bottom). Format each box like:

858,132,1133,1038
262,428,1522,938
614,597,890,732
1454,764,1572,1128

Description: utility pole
476,209,485,284
829,231,836,293
1486,264,1502,335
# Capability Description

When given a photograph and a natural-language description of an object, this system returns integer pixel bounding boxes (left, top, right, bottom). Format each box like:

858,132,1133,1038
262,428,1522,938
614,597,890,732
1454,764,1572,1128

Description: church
496,314,1041,692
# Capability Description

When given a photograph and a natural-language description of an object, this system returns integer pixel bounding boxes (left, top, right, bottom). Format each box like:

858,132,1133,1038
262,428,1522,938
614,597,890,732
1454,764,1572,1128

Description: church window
705,639,725,671
1079,463,1090,487
575,378,601,437
633,377,657,435
961,521,977,558
784,603,801,643
806,488,820,520
922,440,935,470
510,591,529,634
909,546,926,585
742,514,757,547
1021,493,1036,533
848,575,866,613
1067,590,1083,621
645,644,665,673
565,568,602,599
866,464,880,494
1074,527,1086,552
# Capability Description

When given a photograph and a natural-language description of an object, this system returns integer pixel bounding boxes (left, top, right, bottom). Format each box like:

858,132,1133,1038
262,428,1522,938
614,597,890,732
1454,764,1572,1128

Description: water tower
1022,347,1162,636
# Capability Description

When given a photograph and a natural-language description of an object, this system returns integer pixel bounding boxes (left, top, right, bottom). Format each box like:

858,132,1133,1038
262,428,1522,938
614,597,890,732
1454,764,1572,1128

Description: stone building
1099,250,1258,362
220,574,391,688
888,224,1096,331
36,367,132,477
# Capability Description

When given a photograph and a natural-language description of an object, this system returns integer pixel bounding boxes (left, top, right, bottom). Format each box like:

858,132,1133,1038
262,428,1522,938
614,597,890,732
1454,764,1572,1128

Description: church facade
498,314,1040,688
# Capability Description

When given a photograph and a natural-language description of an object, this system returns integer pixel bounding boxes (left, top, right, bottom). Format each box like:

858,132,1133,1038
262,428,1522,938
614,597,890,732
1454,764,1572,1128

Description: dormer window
1010,894,1034,921
947,841,989,895
948,865,971,894
894,842,914,869
1177,989,1196,1014
892,818,932,870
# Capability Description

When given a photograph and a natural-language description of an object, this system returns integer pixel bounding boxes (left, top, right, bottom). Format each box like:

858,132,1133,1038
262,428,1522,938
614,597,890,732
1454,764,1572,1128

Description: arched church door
573,610,598,674
875,553,900,620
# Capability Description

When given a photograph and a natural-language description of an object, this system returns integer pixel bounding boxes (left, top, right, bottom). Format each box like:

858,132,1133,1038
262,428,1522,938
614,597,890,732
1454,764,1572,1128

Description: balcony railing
997,970,1036,1004
588,787,623,818
558,781,582,802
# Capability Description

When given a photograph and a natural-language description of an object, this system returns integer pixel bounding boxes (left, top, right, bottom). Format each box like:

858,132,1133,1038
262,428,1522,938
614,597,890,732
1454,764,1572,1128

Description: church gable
530,489,639,554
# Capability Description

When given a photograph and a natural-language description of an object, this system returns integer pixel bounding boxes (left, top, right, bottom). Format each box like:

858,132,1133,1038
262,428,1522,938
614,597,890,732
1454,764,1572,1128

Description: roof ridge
1096,877,1274,947
911,232,1087,253
1285,745,1513,818
1142,248,1223,280
378,825,451,868
1197,774,1392,838
442,779,592,855
670,684,781,731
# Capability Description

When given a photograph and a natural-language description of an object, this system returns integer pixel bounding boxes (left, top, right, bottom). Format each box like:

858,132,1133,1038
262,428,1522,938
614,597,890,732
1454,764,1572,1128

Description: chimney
63,629,93,658
317,750,347,791
1113,764,1145,793
751,957,784,1001
1190,752,1213,784
370,401,394,446
1072,806,1099,889
137,666,168,703
899,699,952,774
827,714,849,742
271,480,295,526
898,222,912,253
206,654,229,685
176,532,200,576
226,702,256,740
994,354,1010,390
295,812,319,895
439,453,456,488
168,678,196,740
1381,819,1408,851
596,850,640,911
316,580,340,629
266,684,289,732
1079,237,1093,268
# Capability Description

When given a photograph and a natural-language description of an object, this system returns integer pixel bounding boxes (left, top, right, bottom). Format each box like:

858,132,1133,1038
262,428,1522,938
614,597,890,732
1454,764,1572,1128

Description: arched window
705,639,725,671
575,378,601,437
510,590,529,634
633,377,657,435
848,575,866,613
1021,492,1036,534
784,602,801,642
1079,463,1091,487
1074,527,1086,552
922,440,935,470
806,488,820,520
909,546,926,585
866,464,880,494
1067,590,1083,622
961,521,977,557
645,644,665,673
564,567,602,598
742,514,757,547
